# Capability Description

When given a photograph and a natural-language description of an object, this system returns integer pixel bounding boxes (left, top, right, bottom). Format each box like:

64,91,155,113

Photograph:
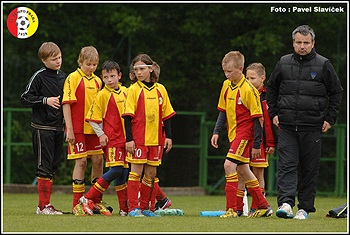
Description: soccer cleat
294,209,309,220
100,200,114,213
220,208,238,218
155,197,172,210
72,203,86,216
154,208,184,216
276,203,294,219
94,202,112,216
93,200,113,214
248,206,273,218
79,196,95,216
119,210,128,216
237,210,243,217
128,208,145,217
36,204,63,215
142,209,161,217
248,208,256,217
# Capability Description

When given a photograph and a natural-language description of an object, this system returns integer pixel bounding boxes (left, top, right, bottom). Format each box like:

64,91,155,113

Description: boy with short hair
78,60,129,216
21,42,66,215
62,46,105,215
210,51,272,218
237,62,276,216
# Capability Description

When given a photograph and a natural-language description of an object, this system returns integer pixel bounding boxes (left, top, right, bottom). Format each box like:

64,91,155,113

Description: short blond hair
246,62,266,77
77,46,99,66
222,51,244,68
38,42,61,60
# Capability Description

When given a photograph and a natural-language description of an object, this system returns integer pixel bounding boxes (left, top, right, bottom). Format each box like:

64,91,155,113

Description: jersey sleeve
62,73,78,104
160,86,176,120
217,79,230,112
245,84,263,118
123,85,137,117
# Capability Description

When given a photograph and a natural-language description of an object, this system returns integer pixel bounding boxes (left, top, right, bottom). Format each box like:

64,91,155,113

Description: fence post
5,110,13,184
335,124,346,196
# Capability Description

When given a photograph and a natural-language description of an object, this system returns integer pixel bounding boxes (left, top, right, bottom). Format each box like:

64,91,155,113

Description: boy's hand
211,134,219,148
251,147,261,159
47,95,61,109
164,138,172,153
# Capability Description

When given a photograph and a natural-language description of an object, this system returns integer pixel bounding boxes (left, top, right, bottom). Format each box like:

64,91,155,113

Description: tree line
3,2,347,187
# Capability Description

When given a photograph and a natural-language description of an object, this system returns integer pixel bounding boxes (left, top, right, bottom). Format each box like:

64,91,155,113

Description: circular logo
7,7,39,39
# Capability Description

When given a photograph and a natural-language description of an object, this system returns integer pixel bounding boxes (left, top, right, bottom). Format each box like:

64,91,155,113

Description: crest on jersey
310,72,317,79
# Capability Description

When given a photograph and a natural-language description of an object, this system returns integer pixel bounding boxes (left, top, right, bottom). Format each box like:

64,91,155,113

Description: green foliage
2,3,347,189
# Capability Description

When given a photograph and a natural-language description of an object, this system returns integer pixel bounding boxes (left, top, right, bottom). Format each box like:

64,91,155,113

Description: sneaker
276,203,294,219
94,202,112,216
119,210,128,216
266,207,273,217
220,208,237,218
155,197,172,210
142,209,161,217
36,204,63,215
248,206,273,218
128,208,145,217
79,196,95,216
72,203,86,216
294,209,309,220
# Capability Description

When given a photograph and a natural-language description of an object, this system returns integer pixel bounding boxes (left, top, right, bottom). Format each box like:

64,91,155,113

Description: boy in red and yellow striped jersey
236,62,277,216
78,60,129,216
62,46,104,215
211,51,272,218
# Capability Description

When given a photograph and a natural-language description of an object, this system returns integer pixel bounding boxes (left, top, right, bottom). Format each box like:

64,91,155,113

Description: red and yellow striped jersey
62,68,102,134
85,84,127,147
123,80,175,146
217,75,262,142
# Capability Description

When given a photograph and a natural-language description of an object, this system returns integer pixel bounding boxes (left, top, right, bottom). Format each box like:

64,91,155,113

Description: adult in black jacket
21,42,66,215
266,25,343,220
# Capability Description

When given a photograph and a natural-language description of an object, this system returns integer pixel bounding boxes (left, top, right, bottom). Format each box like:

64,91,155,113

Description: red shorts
250,143,269,168
126,145,162,166
104,146,128,168
226,139,253,164
67,133,104,160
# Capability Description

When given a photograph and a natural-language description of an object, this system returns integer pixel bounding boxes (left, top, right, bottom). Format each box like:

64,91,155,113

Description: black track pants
276,128,321,213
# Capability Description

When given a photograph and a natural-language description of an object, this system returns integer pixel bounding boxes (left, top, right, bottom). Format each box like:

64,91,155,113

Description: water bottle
200,210,226,217
243,189,249,216
154,208,184,216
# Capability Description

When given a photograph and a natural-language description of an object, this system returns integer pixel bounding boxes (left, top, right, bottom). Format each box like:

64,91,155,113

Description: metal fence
3,108,347,196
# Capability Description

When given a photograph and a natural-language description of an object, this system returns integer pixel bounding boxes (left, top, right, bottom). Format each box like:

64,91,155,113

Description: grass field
2,193,348,233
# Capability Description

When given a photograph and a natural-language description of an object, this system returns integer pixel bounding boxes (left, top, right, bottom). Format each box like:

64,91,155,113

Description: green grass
2,193,348,233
